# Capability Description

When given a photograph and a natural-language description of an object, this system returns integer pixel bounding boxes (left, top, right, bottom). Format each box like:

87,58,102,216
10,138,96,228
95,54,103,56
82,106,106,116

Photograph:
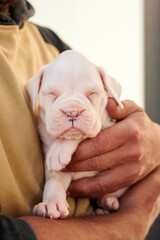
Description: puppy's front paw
98,196,119,212
33,200,69,219
46,145,71,172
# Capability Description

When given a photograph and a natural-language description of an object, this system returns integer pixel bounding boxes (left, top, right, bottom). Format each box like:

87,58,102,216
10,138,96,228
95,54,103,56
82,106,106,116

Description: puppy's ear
98,67,123,108
25,67,44,112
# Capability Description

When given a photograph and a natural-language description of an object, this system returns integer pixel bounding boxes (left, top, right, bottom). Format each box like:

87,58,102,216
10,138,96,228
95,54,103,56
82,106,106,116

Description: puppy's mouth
62,127,84,135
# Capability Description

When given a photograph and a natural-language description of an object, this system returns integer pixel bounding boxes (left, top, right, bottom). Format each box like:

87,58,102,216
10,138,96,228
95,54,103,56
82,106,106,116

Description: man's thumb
107,98,143,120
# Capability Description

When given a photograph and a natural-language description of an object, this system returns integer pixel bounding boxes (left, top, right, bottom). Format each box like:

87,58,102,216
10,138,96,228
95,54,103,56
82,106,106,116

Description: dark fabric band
0,216,37,240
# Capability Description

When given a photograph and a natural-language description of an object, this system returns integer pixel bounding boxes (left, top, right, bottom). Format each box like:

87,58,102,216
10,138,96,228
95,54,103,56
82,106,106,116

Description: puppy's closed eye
86,90,102,102
47,92,57,101
42,90,58,102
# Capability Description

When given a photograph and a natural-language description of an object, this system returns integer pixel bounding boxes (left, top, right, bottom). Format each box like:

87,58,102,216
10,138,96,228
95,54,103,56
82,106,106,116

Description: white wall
29,0,144,107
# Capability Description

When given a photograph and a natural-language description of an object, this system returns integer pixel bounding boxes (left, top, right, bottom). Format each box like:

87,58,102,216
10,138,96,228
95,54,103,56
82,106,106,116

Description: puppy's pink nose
60,109,86,119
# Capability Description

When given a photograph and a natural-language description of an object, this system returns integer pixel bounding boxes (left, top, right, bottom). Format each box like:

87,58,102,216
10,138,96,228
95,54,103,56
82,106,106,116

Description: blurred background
29,0,160,239
29,0,144,107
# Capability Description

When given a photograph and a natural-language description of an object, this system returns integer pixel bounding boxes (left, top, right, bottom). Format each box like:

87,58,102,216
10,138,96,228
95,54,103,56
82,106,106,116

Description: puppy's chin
57,128,87,140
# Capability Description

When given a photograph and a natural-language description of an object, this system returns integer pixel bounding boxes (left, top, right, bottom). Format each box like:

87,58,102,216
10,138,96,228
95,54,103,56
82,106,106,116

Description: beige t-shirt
0,22,59,217
0,22,93,218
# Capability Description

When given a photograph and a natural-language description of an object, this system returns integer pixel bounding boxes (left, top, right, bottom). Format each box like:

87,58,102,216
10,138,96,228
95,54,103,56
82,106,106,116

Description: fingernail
119,101,124,109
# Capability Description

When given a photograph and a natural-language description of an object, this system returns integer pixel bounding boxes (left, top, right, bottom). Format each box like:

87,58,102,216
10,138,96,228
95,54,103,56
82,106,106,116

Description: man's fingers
68,163,139,198
66,144,138,172
70,99,143,164
107,98,143,120
72,122,128,162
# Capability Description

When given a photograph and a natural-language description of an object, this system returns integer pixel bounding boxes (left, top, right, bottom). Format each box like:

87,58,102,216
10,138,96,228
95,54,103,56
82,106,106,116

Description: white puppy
26,50,126,219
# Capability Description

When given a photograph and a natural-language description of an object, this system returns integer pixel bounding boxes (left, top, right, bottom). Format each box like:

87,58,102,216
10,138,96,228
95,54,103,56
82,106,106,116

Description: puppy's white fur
26,50,125,219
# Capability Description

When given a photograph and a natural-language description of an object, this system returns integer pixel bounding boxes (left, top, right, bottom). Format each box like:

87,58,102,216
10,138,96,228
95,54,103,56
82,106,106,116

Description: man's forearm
21,167,160,240
21,213,143,240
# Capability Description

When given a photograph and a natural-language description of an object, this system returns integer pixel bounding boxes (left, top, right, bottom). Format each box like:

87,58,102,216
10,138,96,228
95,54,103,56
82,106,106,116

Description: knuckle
80,182,90,195
92,131,108,153
72,179,89,196
95,180,111,194
92,156,106,170
132,162,144,180
128,160,144,182
128,146,142,162
124,164,142,185
79,180,98,197
129,126,140,142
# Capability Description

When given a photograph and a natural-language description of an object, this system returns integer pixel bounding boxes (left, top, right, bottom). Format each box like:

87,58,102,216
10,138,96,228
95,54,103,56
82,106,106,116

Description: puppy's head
25,50,122,140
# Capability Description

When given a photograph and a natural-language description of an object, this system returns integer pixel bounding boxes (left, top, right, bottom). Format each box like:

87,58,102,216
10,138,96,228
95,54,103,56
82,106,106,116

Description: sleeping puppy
25,50,126,219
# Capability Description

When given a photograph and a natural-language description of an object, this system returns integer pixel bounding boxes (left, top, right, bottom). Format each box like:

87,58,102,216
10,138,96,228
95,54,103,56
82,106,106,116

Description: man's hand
119,166,160,238
21,166,160,240
66,98,160,197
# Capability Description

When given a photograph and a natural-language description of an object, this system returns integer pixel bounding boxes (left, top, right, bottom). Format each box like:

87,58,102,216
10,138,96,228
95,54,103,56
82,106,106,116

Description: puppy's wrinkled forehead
43,51,102,92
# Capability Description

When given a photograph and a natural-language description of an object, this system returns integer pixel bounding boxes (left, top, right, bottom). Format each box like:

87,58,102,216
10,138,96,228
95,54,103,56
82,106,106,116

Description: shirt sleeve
36,24,71,53
0,215,37,240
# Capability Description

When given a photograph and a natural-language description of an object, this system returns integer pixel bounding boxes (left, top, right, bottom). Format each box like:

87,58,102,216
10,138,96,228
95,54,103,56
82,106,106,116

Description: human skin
66,98,160,198
0,0,16,13
22,99,160,240
21,166,160,240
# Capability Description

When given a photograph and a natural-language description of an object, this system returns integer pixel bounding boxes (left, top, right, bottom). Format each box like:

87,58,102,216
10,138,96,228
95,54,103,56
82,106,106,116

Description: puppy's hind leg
33,171,72,219
95,188,128,215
